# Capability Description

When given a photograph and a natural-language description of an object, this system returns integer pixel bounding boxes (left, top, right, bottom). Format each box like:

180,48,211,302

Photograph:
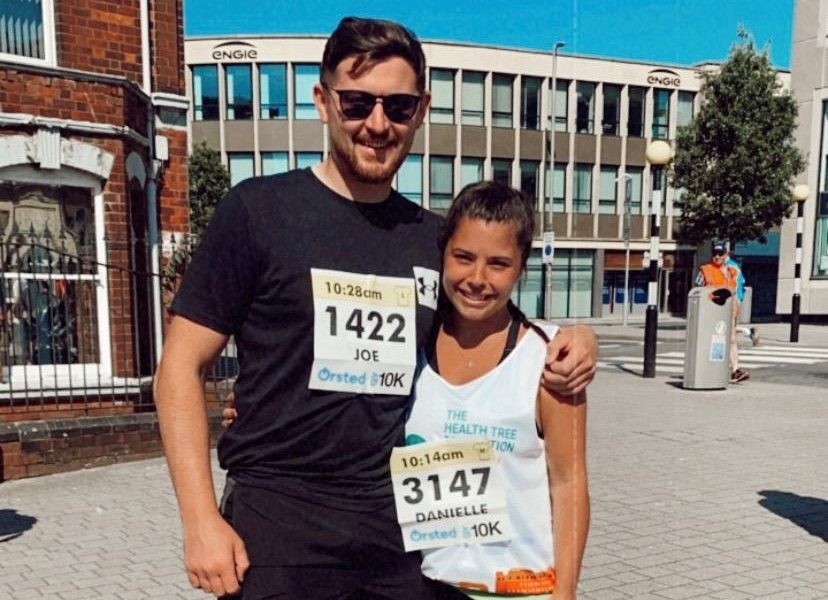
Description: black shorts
221,480,432,600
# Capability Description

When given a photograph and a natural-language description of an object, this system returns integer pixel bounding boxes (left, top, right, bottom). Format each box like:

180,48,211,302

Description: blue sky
184,0,795,68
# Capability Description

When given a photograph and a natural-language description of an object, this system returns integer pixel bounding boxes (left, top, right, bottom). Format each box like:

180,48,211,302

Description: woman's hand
221,392,237,428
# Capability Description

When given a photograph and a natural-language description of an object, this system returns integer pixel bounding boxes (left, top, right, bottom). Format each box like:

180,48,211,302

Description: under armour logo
417,276,438,299
413,266,440,310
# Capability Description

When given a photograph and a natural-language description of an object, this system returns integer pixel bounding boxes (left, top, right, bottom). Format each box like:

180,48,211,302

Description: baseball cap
711,241,727,254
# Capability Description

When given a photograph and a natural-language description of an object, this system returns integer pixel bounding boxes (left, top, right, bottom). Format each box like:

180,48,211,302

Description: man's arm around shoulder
154,316,249,597
542,325,598,396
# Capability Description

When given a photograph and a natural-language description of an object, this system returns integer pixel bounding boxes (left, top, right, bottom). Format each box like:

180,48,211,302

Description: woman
404,181,589,599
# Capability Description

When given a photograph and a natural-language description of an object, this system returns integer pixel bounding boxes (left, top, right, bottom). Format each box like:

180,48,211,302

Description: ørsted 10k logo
212,41,258,61
647,68,681,88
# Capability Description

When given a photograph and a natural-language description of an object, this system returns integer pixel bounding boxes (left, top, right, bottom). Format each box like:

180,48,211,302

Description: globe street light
543,41,566,321
643,140,672,377
790,184,809,343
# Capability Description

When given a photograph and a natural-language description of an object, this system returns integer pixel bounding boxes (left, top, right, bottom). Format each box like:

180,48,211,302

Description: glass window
295,152,322,170
192,65,219,121
461,72,485,126
460,157,483,187
492,159,511,186
652,89,671,139
677,91,695,128
521,76,542,130
548,79,569,132
627,86,645,137
226,64,253,120
512,250,543,318
397,154,423,205
598,166,617,214
260,64,287,119
814,101,828,277
602,85,621,136
520,160,539,202
158,107,187,127
625,167,643,215
575,82,596,134
430,69,454,124
672,186,686,217
573,164,592,213
550,249,594,318
0,183,101,369
228,153,254,186
294,64,319,120
261,152,289,176
429,156,454,211
492,74,514,128
815,196,828,277
0,0,52,63
545,162,566,213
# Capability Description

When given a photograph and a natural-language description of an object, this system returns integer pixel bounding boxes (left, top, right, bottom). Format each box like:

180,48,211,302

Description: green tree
163,142,229,293
187,141,230,240
672,30,804,249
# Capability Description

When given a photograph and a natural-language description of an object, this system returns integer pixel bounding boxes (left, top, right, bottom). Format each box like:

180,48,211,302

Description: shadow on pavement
758,490,828,542
0,508,37,542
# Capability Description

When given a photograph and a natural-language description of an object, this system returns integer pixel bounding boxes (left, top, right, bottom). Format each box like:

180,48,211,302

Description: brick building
0,0,190,478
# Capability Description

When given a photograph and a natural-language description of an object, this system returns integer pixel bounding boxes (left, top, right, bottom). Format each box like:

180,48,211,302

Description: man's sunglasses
712,249,727,256
325,87,421,123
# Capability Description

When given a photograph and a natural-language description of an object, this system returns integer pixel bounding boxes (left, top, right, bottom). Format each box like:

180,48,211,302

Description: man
724,252,760,346
155,17,598,599
695,241,748,383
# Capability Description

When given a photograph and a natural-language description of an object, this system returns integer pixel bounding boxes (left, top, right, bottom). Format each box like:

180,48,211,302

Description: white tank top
405,324,559,595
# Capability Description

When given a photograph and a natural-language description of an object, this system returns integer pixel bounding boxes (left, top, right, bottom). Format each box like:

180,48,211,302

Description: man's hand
183,512,249,597
542,325,598,395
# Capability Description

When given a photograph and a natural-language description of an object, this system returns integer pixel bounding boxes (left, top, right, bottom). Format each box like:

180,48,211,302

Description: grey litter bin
683,286,733,390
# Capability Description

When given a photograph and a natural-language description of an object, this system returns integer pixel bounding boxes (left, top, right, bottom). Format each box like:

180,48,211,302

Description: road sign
542,232,555,265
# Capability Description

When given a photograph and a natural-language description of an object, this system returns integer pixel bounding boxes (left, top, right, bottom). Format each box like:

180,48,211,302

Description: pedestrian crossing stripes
599,345,828,376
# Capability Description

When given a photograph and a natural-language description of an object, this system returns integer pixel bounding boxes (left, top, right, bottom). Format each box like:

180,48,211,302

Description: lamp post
543,41,566,321
790,184,809,343
615,174,633,326
642,140,672,377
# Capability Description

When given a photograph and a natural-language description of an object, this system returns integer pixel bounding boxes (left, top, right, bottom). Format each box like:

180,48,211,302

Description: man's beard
331,137,408,185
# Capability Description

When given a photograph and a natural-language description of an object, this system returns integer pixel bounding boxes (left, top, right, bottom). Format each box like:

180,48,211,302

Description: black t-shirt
171,169,443,511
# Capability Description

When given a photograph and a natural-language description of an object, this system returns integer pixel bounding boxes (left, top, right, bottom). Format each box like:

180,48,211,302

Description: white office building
779,0,828,318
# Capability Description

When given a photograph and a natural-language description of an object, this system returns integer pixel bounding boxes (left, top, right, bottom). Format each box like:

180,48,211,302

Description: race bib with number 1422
309,268,417,396
391,438,512,552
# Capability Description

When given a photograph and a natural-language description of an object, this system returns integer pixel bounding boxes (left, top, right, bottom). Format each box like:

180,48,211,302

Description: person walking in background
724,250,760,347
695,241,748,383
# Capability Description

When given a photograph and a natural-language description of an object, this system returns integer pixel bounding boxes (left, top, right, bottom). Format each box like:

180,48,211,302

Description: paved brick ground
582,371,828,600
1,364,827,599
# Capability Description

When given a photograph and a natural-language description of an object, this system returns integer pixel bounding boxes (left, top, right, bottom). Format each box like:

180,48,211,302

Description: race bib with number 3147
390,438,512,552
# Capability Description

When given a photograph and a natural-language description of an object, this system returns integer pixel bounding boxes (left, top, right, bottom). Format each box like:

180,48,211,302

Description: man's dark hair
321,17,426,92
439,181,535,269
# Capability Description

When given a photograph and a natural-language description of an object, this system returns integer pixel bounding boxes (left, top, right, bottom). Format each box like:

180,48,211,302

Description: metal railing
0,233,236,418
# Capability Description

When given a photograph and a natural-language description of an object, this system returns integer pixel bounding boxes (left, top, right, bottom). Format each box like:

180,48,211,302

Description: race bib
390,438,512,552
309,268,416,395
